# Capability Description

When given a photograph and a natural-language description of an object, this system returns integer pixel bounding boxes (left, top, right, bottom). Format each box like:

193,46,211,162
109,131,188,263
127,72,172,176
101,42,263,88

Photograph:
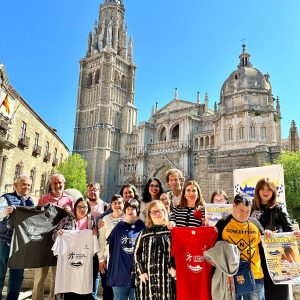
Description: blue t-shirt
107,219,145,288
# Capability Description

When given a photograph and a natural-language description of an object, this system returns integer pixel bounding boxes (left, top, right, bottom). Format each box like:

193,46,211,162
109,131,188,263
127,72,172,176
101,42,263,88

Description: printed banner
205,204,233,226
262,232,300,285
233,165,285,203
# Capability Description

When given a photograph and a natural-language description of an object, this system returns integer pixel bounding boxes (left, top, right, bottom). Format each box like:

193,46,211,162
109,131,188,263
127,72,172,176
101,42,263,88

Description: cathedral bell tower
73,0,137,200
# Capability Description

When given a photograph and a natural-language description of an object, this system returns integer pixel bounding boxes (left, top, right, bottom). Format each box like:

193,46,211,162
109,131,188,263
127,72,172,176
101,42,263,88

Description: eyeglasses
149,184,160,188
150,209,165,215
77,206,88,210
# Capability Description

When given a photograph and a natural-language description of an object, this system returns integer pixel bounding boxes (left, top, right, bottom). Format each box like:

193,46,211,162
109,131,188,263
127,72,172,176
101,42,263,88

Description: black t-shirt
8,204,67,268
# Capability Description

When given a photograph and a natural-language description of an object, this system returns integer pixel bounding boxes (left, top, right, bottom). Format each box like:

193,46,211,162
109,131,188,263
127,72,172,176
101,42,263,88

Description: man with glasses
32,173,73,300
86,182,109,300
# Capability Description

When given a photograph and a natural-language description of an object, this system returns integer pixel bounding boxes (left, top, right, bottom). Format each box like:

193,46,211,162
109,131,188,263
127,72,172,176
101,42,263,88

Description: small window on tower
234,74,238,80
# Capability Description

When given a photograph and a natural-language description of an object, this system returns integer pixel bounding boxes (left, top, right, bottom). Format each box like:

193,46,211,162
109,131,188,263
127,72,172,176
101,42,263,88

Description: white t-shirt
52,229,99,295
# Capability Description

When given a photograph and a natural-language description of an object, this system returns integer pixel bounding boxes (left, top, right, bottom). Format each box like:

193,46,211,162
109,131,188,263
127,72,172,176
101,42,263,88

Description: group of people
0,168,299,300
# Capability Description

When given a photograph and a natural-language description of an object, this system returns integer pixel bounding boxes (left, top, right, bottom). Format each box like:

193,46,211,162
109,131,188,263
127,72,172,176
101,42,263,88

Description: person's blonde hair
179,180,204,208
145,200,169,228
253,178,277,209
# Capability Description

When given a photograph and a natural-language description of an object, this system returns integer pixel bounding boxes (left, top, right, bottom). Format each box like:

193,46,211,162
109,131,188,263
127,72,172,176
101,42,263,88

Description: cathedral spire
276,96,281,115
205,92,209,112
127,36,133,62
174,88,179,100
238,44,252,68
196,91,200,104
214,102,217,114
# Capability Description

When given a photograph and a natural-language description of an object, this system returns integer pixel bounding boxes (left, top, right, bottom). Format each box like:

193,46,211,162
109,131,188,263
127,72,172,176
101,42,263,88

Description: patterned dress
134,225,175,300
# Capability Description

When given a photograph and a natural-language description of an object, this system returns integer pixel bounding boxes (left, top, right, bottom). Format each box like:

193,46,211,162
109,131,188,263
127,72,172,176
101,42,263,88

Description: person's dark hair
123,198,140,215
110,194,124,204
142,177,164,203
119,183,139,200
234,193,252,207
74,197,91,214
210,190,229,203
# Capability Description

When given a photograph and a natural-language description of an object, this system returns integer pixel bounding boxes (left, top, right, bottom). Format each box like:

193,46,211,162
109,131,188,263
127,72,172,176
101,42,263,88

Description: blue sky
1,0,299,150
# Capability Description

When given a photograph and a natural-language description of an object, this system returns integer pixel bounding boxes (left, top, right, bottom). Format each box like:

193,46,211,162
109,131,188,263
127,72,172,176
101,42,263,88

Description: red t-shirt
171,227,217,300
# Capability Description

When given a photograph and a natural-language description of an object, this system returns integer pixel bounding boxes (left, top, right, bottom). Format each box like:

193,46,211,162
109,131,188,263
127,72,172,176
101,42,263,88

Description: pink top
38,192,74,211
76,216,88,230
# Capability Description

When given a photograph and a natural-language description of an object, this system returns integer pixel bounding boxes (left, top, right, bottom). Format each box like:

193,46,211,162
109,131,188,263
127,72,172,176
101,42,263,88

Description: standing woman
134,200,175,300
139,177,164,222
107,199,144,300
98,194,125,300
53,198,98,300
210,190,229,204
119,184,140,202
251,178,300,300
170,180,205,227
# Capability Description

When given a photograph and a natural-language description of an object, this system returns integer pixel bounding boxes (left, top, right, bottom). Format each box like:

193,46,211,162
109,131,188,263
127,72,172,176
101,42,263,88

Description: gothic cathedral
74,0,282,201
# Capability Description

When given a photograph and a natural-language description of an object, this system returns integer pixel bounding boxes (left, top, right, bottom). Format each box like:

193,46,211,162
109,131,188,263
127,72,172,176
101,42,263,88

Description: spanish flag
0,93,10,114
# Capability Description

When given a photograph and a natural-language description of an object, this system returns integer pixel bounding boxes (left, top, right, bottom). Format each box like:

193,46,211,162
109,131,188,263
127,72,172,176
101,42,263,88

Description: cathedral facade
74,0,282,201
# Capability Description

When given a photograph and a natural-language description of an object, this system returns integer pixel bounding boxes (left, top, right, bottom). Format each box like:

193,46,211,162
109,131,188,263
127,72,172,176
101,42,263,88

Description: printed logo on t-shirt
120,234,137,254
67,251,87,268
185,252,204,273
24,222,47,241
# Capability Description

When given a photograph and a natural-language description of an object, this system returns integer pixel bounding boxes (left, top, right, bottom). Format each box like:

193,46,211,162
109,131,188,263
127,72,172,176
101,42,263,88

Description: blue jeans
235,280,265,300
112,287,134,300
92,255,100,300
0,241,24,300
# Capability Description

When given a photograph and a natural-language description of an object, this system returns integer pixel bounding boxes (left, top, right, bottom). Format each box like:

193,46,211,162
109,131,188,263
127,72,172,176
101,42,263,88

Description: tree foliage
55,153,88,196
274,151,300,220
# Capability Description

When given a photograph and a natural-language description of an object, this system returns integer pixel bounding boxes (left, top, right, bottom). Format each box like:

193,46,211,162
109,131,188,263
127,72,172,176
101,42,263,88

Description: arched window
14,162,23,180
114,71,120,86
239,126,244,140
211,135,215,146
228,127,233,140
86,73,93,87
121,75,126,89
171,124,179,140
261,125,267,139
200,137,204,147
249,125,255,139
194,138,199,150
95,70,100,84
159,127,167,142
205,136,209,148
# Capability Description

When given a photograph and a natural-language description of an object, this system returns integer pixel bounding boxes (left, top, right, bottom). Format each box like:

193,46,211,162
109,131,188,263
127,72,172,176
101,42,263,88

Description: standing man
215,194,268,300
165,168,184,206
32,173,73,300
0,175,34,299
87,182,109,300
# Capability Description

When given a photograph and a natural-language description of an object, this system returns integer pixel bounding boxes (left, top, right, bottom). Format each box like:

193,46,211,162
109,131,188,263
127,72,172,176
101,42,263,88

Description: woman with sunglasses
134,200,175,300
139,177,164,222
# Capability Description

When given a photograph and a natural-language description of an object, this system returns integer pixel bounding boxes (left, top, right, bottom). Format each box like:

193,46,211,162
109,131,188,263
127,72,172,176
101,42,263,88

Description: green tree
274,151,300,220
55,153,88,195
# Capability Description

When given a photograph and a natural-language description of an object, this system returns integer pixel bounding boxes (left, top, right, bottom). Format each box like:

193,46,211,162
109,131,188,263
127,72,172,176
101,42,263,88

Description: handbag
234,222,255,295
234,259,255,295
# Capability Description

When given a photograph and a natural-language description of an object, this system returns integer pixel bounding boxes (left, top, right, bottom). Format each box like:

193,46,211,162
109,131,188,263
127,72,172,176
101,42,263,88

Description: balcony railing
52,158,58,167
0,118,9,132
43,152,51,162
18,136,30,148
32,145,42,156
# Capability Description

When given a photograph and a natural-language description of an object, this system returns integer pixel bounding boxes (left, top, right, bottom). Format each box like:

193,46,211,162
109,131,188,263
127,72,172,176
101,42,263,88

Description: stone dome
220,45,272,96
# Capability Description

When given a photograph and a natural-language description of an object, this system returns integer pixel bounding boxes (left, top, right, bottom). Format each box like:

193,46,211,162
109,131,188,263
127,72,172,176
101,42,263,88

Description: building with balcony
0,64,69,201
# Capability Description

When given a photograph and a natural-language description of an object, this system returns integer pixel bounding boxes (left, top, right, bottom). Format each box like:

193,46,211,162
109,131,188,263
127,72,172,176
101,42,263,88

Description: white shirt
52,229,99,295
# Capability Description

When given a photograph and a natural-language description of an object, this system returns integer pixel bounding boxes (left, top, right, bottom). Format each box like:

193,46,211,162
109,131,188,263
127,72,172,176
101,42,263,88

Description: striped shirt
170,206,205,227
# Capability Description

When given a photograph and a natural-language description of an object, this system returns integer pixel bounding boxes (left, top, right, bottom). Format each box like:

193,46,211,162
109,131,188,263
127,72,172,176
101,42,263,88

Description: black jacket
251,203,293,232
